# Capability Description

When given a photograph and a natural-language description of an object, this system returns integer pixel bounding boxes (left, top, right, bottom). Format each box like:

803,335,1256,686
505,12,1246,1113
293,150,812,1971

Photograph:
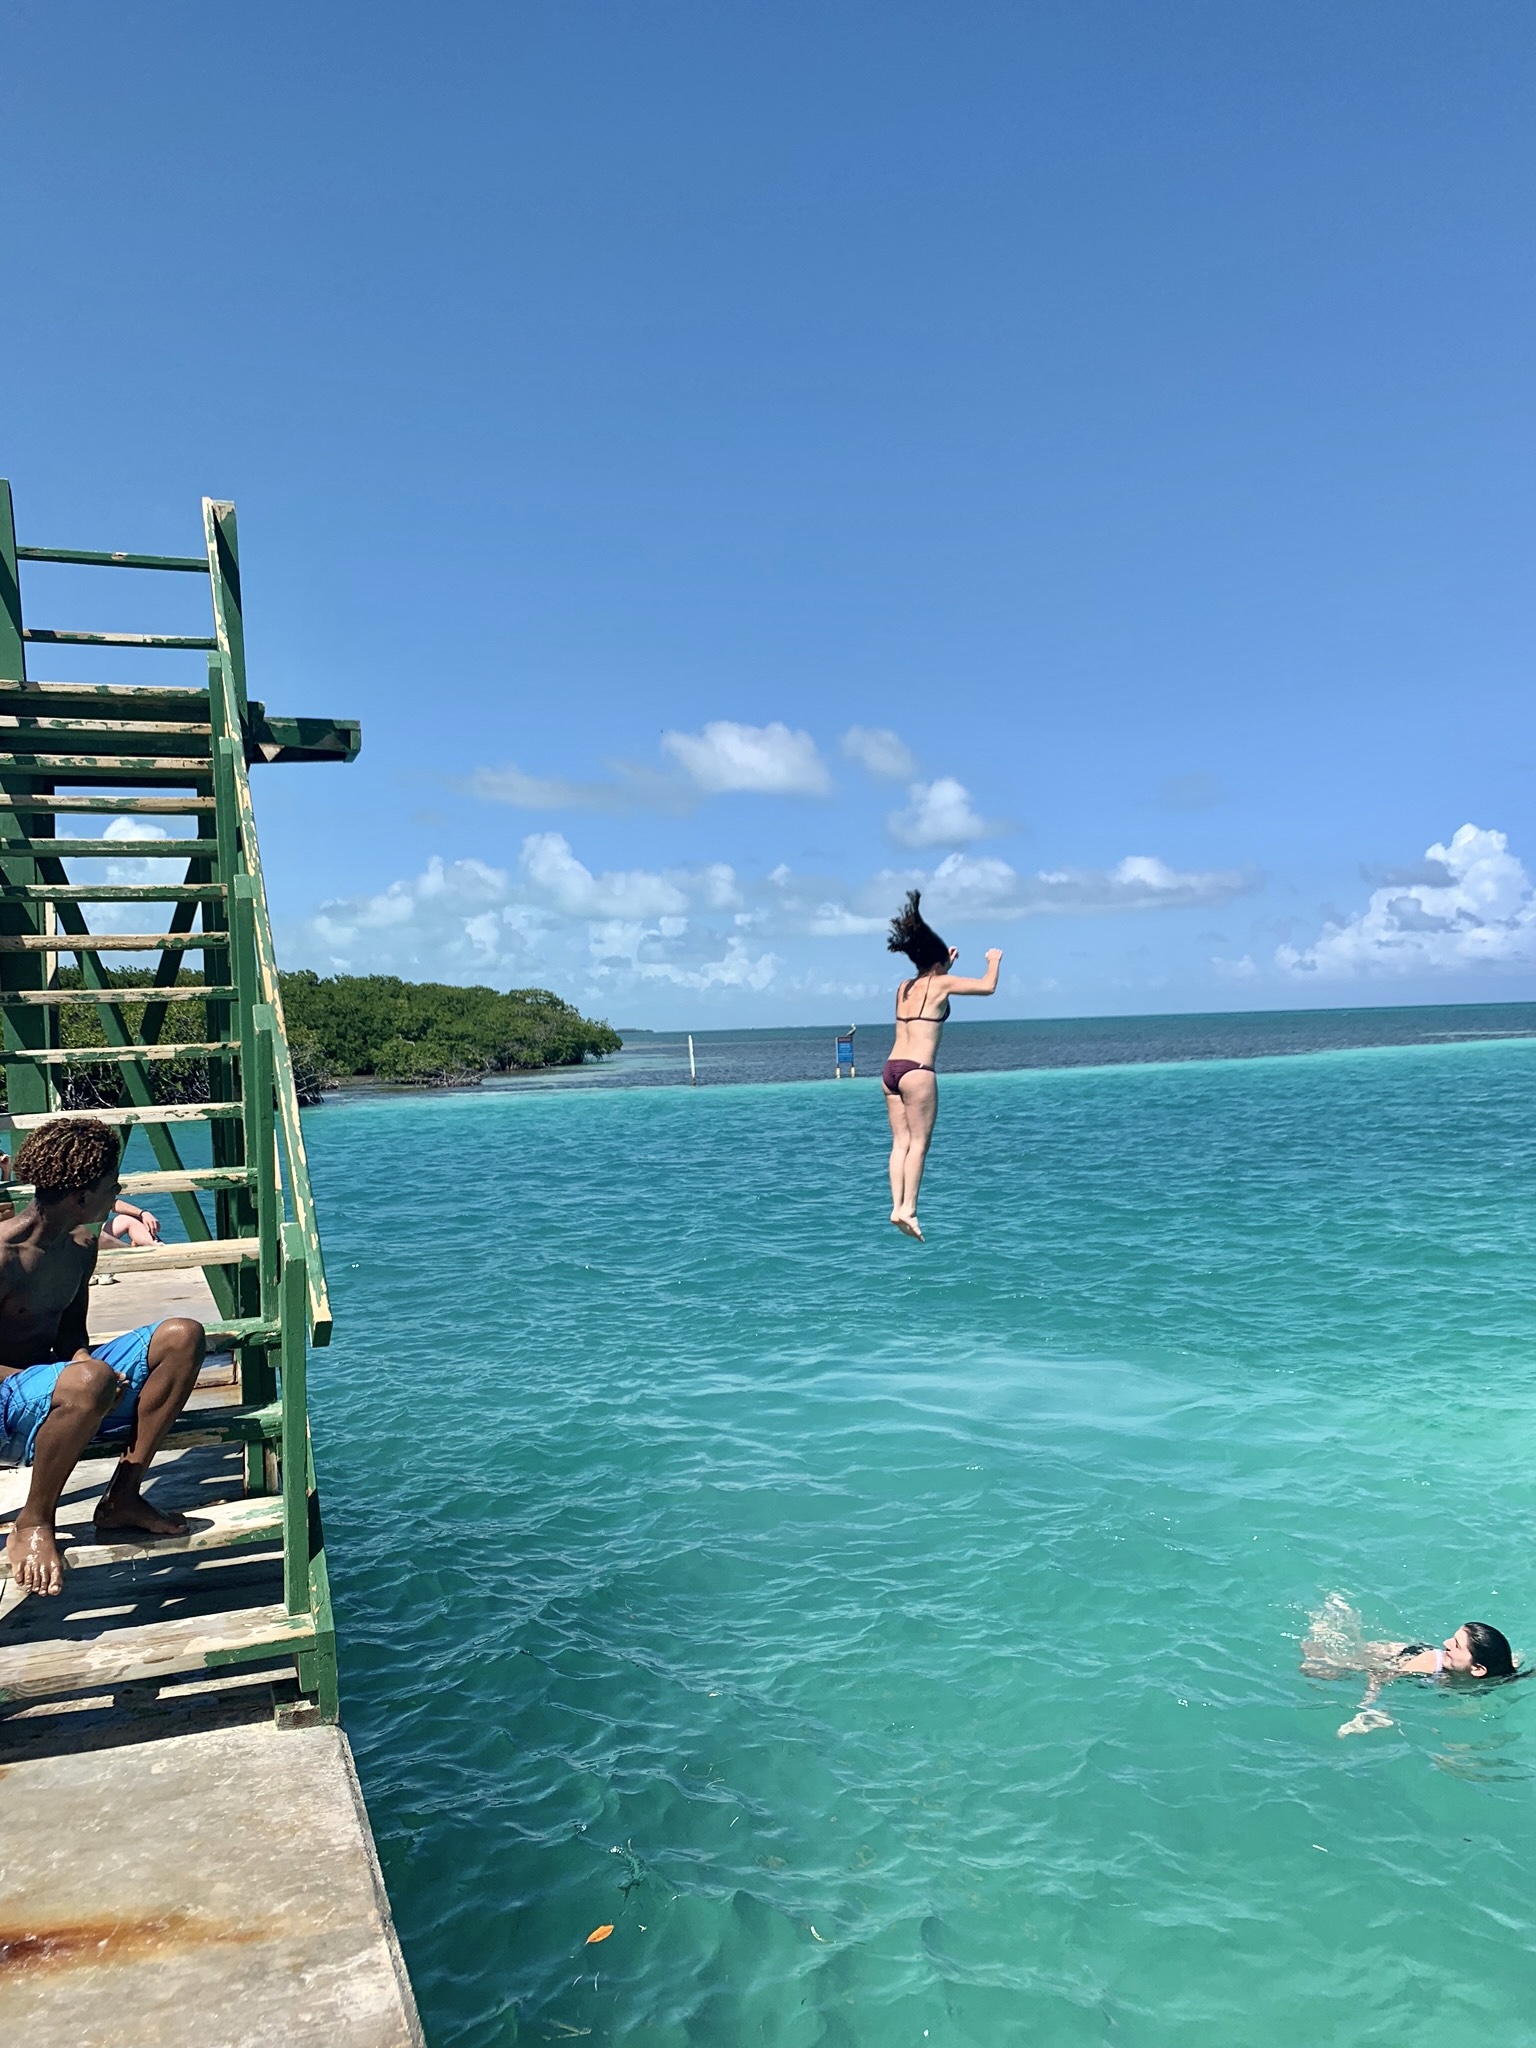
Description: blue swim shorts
0,1321,167,1467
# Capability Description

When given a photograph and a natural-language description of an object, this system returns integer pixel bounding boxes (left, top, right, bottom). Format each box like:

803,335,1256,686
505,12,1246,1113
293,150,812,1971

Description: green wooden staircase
0,481,359,1725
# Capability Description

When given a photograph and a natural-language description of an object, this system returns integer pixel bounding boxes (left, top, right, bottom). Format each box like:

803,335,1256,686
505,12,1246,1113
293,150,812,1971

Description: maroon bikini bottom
882,1058,935,1094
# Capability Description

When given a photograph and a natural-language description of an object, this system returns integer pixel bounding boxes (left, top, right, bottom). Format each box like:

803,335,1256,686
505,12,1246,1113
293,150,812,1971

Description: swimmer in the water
1301,1620,1523,1736
883,891,1001,1241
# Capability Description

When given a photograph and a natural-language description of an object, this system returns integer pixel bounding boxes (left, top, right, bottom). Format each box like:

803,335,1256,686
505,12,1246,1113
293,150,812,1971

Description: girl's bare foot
1338,1708,1393,1738
5,1518,67,1595
894,1215,924,1241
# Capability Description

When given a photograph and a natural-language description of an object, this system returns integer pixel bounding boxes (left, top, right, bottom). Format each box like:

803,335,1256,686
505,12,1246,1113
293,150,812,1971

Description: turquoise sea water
302,1037,1536,2046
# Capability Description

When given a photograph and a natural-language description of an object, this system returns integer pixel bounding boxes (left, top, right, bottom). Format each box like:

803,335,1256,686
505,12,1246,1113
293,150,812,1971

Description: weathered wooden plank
0,884,226,902
120,1166,249,1193
0,1040,229,1063
3,1166,249,1201
98,1237,258,1274
0,724,210,749
21,629,217,651
0,687,212,726
1,1100,241,1130
0,1600,312,1702
15,544,208,572
0,1495,281,1580
0,837,210,857
0,752,211,775
0,930,225,951
29,795,217,811
0,983,231,1003
0,730,213,761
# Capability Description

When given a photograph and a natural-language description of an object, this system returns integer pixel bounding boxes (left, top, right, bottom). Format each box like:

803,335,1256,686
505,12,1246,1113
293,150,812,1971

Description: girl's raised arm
943,948,1003,997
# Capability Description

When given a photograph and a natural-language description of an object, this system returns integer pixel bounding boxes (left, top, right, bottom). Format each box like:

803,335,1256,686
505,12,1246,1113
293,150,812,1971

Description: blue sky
5,4,1536,1027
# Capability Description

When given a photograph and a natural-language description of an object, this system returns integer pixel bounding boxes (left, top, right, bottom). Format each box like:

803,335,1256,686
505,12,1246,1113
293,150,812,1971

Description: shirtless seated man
0,1117,205,1595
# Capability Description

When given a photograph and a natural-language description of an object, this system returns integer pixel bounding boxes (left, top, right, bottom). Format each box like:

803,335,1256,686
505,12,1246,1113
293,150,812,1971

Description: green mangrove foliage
0,968,619,1110
278,973,621,1092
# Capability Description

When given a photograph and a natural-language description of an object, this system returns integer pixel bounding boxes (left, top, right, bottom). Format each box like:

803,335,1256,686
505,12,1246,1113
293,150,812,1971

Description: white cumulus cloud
1278,824,1536,977
890,850,1251,922
283,835,777,1014
661,720,831,796
519,832,686,919
841,725,918,781
887,777,996,848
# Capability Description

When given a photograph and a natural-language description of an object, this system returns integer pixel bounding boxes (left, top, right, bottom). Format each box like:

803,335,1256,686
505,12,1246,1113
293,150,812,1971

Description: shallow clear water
304,1037,1536,2046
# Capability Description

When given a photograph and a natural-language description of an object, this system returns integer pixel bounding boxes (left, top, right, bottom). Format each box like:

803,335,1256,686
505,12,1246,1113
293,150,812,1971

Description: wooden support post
280,1220,309,1617
0,485,57,1114
253,1004,278,1322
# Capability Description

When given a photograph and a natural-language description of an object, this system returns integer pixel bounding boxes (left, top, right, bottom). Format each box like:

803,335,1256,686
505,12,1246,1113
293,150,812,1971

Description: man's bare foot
5,1519,68,1595
894,1215,924,1241
92,1495,189,1539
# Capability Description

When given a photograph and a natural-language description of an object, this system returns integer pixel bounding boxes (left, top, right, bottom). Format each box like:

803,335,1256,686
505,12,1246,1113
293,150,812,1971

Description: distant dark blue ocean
493,1000,1536,1092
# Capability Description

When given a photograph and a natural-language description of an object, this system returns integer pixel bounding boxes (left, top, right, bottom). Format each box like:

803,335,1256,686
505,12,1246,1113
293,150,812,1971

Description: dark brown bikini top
896,976,950,1024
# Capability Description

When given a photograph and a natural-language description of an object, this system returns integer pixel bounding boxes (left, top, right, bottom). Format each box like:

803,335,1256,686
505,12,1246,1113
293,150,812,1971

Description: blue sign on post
835,1026,856,1078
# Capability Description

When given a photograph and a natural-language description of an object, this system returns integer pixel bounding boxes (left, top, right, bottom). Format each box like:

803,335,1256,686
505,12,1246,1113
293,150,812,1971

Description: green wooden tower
0,482,358,1723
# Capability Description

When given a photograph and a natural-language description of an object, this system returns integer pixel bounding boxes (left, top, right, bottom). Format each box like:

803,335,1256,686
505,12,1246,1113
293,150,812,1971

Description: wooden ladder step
0,1496,282,1581
0,680,211,708
21,628,216,651
0,884,226,902
121,1167,251,1195
0,1599,312,1703
1,1100,242,1130
0,717,212,737
0,983,234,1004
0,1041,232,1064
0,838,210,858
5,1167,253,1199
97,1237,258,1273
0,727,212,757
0,931,226,952
5,795,218,814
0,752,210,773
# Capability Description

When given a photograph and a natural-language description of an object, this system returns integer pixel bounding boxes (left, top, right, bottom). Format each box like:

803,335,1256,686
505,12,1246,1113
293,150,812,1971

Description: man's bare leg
5,1356,120,1595
93,1317,205,1539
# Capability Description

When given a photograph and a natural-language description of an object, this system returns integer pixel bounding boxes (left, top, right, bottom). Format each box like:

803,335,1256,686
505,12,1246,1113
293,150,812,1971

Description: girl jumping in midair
883,891,1001,1240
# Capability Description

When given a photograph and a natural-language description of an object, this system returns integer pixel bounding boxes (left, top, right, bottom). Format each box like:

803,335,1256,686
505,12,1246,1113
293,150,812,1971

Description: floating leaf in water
585,1924,615,1945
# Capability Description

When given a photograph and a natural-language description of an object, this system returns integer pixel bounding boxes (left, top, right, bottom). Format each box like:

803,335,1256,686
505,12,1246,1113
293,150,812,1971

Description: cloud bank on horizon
281,710,1536,1022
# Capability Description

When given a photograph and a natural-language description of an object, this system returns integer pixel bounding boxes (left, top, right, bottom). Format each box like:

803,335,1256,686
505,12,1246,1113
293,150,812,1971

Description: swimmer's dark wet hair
1464,1622,1518,1680
888,890,951,975
16,1117,120,1203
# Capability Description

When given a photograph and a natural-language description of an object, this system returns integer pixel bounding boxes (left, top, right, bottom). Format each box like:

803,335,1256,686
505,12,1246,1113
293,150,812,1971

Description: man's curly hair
16,1118,121,1202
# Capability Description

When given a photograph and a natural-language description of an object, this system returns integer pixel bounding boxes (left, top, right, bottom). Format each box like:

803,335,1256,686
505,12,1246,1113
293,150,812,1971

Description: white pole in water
688,1034,697,1085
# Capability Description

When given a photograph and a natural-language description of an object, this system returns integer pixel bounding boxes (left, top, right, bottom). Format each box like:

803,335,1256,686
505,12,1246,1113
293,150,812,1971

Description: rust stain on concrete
0,1909,262,1975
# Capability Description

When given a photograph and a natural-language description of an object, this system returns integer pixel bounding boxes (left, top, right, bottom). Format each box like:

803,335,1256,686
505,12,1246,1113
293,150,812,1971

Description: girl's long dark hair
1464,1622,1520,1680
888,890,951,974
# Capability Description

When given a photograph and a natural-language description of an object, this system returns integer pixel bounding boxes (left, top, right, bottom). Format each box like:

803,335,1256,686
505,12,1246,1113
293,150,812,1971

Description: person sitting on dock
102,1194,162,1248
0,1118,206,1597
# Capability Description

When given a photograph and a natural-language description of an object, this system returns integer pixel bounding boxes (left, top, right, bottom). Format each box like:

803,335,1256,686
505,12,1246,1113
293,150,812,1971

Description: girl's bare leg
886,1087,911,1222
894,1071,938,1235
